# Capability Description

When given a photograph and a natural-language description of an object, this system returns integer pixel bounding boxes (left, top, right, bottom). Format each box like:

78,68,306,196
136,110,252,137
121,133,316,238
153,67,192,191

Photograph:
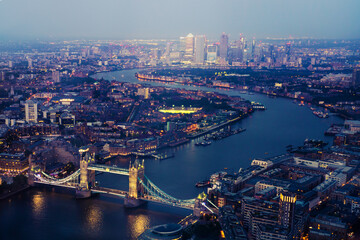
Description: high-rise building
1,72,5,81
235,36,245,62
286,42,291,56
207,45,217,64
179,37,186,52
52,70,60,83
25,100,38,123
278,191,296,229
352,68,360,87
8,61,13,68
219,33,229,61
194,35,206,64
27,58,32,69
251,38,256,58
184,33,194,59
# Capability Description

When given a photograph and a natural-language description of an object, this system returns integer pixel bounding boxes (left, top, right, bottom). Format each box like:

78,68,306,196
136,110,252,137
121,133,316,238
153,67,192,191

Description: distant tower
279,191,296,229
235,35,245,62
251,38,256,58
10,86,14,96
52,70,60,83
207,45,217,64
27,58,32,69
184,33,194,59
194,35,206,64
25,100,38,123
219,33,229,61
286,42,291,56
0,72,5,81
164,42,171,57
8,61,13,68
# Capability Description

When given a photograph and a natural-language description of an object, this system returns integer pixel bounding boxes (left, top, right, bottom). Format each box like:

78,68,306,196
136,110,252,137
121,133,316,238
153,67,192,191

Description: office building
25,100,38,123
184,33,194,59
194,35,206,64
279,191,296,229
219,33,228,61
207,45,217,63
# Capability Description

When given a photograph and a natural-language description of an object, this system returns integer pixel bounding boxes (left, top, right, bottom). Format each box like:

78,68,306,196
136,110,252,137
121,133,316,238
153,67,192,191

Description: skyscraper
279,191,296,229
184,33,194,59
194,35,206,65
25,100,38,123
235,36,245,62
207,45,217,64
251,38,256,58
219,33,228,61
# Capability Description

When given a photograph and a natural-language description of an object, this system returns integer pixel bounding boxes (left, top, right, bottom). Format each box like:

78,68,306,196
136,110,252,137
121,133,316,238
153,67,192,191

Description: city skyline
0,0,359,40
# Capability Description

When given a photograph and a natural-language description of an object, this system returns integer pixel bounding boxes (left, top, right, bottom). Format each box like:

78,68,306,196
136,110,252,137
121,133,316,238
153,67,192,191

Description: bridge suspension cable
35,169,81,184
139,176,195,207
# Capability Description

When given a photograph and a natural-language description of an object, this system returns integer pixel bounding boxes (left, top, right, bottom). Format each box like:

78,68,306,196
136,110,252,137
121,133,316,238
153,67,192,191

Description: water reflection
85,206,103,235
32,194,45,219
127,214,150,239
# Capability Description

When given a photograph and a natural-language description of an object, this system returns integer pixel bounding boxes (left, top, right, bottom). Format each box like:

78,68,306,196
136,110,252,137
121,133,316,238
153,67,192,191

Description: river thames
0,69,344,240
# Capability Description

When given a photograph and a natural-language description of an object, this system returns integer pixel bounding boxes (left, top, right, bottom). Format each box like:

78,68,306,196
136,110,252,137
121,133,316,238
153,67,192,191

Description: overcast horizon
0,0,360,41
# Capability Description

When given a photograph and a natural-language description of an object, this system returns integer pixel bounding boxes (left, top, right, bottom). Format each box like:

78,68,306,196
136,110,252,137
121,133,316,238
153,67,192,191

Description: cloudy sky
0,0,359,40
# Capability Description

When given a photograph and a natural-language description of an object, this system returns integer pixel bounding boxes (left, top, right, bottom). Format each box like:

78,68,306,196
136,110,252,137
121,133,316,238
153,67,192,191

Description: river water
0,69,343,240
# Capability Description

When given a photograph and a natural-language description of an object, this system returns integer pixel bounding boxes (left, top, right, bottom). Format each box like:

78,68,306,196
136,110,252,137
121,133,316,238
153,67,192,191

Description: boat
313,111,329,118
195,180,210,188
195,141,212,146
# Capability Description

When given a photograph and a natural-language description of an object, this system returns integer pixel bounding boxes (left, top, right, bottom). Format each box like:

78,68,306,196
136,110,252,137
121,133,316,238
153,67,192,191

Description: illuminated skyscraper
219,33,228,61
194,35,206,64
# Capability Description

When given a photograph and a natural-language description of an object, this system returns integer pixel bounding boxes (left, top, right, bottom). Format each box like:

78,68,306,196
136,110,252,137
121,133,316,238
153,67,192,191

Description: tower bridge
29,149,207,213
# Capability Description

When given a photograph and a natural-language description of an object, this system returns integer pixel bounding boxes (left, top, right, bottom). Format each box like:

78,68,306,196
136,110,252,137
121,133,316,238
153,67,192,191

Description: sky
0,0,359,40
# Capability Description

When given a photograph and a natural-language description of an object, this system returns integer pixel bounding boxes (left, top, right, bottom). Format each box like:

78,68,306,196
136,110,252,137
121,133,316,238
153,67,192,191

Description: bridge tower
124,159,145,207
76,147,95,198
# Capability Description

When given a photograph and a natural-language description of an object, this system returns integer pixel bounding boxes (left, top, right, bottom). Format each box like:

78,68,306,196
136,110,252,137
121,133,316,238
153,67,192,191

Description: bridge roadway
87,164,129,175
34,180,77,189
34,181,194,210
91,187,128,197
